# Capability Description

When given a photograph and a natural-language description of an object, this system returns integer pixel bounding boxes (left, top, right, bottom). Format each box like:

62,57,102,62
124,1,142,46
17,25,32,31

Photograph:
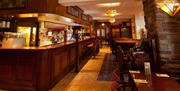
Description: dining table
129,70,180,91
114,38,138,61
114,38,138,51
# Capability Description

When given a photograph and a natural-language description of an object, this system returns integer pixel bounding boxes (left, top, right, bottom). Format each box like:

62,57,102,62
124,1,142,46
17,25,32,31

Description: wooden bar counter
0,38,95,91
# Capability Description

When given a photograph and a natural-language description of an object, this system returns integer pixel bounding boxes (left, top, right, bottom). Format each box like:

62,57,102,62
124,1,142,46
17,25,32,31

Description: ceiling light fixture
105,9,118,17
103,1,120,23
109,18,115,23
157,0,180,16
101,23,105,26
98,2,121,7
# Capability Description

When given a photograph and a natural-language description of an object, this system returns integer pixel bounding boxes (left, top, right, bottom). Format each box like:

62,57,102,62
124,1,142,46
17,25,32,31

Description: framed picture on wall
67,6,79,17
0,0,26,9
82,14,88,21
88,15,93,22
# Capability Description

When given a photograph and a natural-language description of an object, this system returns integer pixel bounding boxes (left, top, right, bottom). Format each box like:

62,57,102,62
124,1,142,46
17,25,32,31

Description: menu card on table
155,73,170,78
144,62,151,75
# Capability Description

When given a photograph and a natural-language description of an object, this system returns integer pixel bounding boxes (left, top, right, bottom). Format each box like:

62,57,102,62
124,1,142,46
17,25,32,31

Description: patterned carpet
97,53,117,81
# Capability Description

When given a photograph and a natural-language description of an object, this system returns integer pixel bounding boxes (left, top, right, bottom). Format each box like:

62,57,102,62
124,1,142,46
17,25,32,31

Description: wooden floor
50,46,112,91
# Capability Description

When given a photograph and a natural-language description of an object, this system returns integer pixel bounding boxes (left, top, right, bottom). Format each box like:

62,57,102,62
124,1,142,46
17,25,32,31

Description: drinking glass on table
123,73,129,82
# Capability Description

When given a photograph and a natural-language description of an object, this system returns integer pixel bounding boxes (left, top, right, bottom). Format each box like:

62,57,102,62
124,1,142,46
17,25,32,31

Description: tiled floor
50,46,112,91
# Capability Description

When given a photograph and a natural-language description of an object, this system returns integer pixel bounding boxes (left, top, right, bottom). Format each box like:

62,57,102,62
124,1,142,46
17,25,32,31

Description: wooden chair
111,67,136,91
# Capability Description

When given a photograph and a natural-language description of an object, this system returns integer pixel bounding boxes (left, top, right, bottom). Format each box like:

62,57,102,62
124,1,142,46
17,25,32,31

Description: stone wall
143,0,180,70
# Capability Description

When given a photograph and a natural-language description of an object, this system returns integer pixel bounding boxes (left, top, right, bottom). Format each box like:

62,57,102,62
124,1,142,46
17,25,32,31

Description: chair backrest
111,67,136,91
116,48,124,65
112,68,121,81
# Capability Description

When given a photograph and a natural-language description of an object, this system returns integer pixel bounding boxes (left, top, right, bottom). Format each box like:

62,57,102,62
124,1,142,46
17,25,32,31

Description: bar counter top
0,38,93,50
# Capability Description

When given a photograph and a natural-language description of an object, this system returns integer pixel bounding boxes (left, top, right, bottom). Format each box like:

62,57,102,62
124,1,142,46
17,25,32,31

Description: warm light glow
109,18,115,23
105,9,119,17
101,23,105,26
38,13,74,25
134,79,148,83
18,13,38,18
98,2,120,7
161,4,174,16
129,70,141,74
155,73,170,77
157,0,180,16
17,27,31,46
17,27,36,46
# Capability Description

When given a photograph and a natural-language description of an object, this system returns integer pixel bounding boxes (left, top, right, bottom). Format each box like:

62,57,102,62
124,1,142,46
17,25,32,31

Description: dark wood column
75,30,79,72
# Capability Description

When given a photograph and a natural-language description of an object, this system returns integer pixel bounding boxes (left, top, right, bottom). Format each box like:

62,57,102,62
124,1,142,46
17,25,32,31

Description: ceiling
59,0,144,23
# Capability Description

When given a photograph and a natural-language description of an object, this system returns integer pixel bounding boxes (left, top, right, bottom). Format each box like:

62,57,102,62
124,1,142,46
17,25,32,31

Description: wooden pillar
35,21,39,47
75,30,79,72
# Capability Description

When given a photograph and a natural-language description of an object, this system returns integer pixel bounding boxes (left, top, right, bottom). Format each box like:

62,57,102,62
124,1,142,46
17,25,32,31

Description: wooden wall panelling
0,50,51,91
60,47,69,77
55,4,66,17
0,38,95,91
0,50,37,91
0,0,48,15
49,48,63,88
0,51,15,80
35,50,50,91
78,42,84,61
15,52,36,86
46,0,58,14
68,45,76,70
26,0,48,13
0,0,92,26
49,46,69,88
